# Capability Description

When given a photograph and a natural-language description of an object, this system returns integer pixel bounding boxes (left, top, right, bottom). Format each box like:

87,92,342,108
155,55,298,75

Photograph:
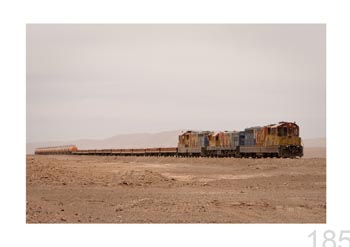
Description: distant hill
27,132,326,158
26,130,184,154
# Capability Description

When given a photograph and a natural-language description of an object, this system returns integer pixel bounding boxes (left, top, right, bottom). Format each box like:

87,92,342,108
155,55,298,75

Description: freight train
34,121,303,158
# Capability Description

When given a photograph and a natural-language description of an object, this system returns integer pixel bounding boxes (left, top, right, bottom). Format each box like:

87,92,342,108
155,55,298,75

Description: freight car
72,147,178,156
34,121,303,158
34,145,78,155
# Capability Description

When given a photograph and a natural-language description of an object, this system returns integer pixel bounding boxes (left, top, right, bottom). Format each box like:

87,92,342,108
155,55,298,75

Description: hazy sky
27,24,325,142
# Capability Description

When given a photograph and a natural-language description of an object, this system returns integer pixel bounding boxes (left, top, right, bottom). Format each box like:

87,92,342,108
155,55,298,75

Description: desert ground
26,153,326,223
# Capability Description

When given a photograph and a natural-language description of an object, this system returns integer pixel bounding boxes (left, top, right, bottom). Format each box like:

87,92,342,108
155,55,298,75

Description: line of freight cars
34,121,303,158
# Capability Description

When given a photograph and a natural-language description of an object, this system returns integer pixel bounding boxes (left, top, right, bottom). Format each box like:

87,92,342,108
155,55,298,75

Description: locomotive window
271,128,276,135
268,128,271,134
278,127,287,136
294,127,299,136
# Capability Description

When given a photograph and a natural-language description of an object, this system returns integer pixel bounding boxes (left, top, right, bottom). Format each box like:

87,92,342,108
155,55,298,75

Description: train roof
180,130,212,135
35,145,77,149
268,121,299,128
245,126,262,130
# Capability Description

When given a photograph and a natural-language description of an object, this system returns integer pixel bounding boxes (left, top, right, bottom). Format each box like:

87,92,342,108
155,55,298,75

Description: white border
1,0,349,247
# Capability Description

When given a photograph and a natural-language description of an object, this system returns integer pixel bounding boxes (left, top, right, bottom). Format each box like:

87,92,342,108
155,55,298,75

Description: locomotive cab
265,122,303,157
276,124,299,138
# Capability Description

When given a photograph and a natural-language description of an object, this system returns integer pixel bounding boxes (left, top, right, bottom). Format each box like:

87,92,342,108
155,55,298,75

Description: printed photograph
26,24,326,223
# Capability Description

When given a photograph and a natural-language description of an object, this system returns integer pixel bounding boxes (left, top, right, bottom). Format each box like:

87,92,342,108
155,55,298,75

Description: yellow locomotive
240,122,303,158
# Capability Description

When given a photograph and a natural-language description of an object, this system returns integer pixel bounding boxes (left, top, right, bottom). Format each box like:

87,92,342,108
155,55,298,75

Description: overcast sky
27,24,325,142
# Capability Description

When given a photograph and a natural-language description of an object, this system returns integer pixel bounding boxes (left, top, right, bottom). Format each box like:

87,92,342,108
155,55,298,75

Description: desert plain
26,148,326,223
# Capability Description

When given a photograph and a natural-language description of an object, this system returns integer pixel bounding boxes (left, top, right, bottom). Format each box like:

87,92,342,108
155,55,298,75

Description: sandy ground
26,155,326,223
303,147,326,158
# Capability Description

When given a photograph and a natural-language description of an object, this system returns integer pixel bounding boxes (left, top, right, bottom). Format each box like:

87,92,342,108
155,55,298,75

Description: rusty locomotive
178,122,303,158
35,121,303,158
